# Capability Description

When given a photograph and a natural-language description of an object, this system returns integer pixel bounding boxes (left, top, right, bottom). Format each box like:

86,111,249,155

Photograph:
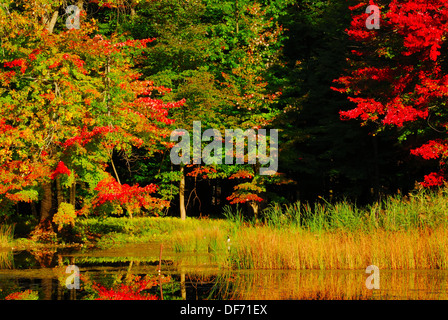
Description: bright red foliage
62,126,119,148
421,171,445,187
410,140,448,160
226,177,264,205
50,161,71,180
92,175,168,215
91,274,169,300
5,289,38,300
93,283,159,300
333,0,448,187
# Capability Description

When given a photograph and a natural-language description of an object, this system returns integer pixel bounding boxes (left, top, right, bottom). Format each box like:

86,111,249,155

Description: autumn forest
2,0,448,301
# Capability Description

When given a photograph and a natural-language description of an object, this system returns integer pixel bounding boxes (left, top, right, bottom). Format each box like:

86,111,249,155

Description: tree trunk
69,181,76,206
56,177,63,208
31,182,56,241
46,10,59,34
180,267,186,300
249,201,259,219
40,182,53,223
179,165,186,221
250,162,260,219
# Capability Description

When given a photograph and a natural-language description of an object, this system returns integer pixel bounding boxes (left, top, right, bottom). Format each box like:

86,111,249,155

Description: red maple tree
332,0,448,187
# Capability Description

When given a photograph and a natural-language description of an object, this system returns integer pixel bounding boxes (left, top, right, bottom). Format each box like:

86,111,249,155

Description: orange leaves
226,172,264,204
0,159,50,202
39,92,55,101
186,166,217,179
227,193,263,204
229,170,254,180
0,70,16,86
113,37,156,49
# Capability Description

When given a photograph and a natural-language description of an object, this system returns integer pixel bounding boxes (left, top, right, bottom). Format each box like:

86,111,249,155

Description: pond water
1,243,448,300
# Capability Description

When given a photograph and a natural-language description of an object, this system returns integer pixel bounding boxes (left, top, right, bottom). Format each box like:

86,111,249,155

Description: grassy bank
7,189,448,270
72,216,234,251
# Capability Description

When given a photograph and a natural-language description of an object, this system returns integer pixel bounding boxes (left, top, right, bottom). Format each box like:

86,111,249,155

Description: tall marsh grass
261,190,448,232
0,224,14,248
229,227,448,270
228,190,448,270
172,224,228,253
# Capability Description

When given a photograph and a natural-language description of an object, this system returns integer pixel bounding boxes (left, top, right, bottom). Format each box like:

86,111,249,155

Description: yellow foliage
53,202,76,231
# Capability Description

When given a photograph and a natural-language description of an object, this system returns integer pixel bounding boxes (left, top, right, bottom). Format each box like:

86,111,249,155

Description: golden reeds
229,227,448,270
0,224,14,248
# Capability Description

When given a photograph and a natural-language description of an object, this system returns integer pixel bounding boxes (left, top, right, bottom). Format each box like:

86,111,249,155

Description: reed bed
0,250,13,269
172,224,228,253
259,190,448,232
218,190,448,270
0,224,14,248
229,227,448,270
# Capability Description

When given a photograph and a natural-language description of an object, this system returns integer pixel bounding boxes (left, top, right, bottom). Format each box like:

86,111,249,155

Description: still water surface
1,243,448,300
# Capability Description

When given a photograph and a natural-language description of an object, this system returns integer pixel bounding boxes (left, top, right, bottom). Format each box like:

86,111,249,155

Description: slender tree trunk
179,165,186,221
41,277,53,300
111,157,121,184
249,201,259,219
180,267,186,300
56,177,63,208
46,10,59,34
250,162,260,219
40,182,53,223
69,182,76,206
